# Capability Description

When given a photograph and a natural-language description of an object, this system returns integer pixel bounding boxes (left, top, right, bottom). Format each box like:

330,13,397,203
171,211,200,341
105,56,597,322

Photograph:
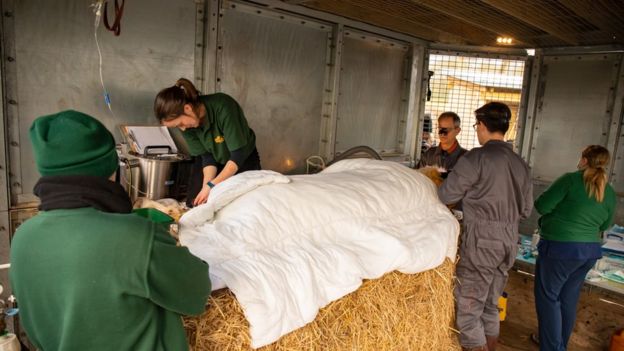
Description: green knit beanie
29,110,118,177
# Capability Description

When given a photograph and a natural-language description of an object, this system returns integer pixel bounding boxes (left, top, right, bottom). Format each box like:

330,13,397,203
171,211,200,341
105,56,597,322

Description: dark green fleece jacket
10,206,210,351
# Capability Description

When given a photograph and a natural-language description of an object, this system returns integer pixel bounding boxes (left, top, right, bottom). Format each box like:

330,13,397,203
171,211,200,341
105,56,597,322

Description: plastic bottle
610,329,624,351
0,333,20,351
498,292,508,321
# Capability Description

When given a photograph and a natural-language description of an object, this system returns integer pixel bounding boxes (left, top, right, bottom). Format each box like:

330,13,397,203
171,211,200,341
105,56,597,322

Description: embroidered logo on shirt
214,136,225,143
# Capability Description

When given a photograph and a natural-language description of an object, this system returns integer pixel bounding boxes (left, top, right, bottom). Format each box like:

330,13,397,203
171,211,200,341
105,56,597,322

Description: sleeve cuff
229,147,247,167
201,153,218,168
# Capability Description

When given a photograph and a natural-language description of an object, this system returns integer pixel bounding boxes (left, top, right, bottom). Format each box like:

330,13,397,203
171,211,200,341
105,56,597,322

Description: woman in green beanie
533,145,616,351
154,78,261,207
10,110,211,351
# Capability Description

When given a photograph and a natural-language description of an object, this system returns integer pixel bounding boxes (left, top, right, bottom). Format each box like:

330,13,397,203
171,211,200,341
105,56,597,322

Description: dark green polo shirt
182,93,256,165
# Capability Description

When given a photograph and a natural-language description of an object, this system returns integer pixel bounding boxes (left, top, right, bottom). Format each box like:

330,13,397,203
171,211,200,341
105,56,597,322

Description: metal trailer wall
0,0,431,301
335,30,409,155
0,0,198,304
2,0,198,206
519,50,624,234
1,0,428,205
3,0,621,297
216,1,417,171
0,0,10,308
217,2,329,173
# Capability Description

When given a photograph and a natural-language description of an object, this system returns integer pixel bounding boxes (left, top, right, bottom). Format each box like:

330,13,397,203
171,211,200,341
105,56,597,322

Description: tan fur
418,166,444,187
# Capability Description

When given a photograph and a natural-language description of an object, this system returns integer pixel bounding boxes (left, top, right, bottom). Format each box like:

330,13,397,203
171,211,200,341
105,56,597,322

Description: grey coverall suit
438,140,533,348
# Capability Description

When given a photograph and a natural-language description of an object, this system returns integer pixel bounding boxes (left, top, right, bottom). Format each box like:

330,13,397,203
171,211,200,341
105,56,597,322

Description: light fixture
496,36,513,45
284,158,295,170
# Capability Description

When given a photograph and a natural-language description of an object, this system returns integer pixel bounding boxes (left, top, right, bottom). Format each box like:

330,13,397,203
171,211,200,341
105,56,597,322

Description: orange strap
445,140,459,154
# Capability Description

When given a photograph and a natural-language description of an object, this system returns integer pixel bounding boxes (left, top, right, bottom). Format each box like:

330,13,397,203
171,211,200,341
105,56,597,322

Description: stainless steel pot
137,154,186,200
119,156,140,201
120,150,189,202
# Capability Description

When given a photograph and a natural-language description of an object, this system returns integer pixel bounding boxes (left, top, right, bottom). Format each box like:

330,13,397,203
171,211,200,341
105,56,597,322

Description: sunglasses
438,127,454,136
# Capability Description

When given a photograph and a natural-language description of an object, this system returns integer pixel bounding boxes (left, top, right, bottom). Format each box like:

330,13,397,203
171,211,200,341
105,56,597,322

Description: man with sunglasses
438,102,533,351
417,111,467,176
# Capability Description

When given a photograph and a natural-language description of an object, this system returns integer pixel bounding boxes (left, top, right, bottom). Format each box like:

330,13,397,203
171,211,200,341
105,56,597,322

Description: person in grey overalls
438,102,533,351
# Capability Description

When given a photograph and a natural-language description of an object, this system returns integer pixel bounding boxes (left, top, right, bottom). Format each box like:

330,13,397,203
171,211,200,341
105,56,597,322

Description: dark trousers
534,256,596,351
186,148,261,207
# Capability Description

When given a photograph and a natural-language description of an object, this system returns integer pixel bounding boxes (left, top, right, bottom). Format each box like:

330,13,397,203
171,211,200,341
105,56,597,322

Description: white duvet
179,159,459,348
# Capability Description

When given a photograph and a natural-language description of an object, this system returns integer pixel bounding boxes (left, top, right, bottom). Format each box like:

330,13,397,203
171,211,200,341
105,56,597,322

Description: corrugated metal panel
0,3,7,213
529,54,621,182
335,31,409,154
218,3,330,173
6,0,196,205
608,55,624,195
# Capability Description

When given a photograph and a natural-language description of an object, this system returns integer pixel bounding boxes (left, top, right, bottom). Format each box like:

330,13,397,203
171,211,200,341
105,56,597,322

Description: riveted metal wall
0,0,13,304
0,212,8,299
529,53,622,182
231,0,429,164
515,57,534,155
198,0,219,94
520,51,543,162
3,0,197,206
217,1,330,174
608,55,624,194
407,45,428,163
519,51,624,233
0,1,8,213
335,31,409,155
318,24,344,162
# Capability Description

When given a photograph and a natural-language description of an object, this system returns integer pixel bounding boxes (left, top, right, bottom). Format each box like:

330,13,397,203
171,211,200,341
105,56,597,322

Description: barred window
425,54,526,150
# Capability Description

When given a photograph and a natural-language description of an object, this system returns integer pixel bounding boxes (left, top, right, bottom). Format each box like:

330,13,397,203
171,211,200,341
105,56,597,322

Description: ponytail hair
154,78,201,121
581,145,610,202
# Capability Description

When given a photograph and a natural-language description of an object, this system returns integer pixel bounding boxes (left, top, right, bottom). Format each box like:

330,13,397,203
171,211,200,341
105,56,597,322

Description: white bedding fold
179,159,459,348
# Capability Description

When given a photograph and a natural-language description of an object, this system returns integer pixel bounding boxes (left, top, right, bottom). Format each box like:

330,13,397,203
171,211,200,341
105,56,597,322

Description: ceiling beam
302,0,472,44
347,0,510,47
558,0,624,44
411,0,536,47
281,0,313,4
479,0,579,45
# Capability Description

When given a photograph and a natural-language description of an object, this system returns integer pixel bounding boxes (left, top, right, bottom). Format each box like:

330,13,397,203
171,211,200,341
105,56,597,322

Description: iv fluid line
92,1,117,120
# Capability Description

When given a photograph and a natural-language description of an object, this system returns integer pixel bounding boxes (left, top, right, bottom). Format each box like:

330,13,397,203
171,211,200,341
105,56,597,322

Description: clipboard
120,125,178,155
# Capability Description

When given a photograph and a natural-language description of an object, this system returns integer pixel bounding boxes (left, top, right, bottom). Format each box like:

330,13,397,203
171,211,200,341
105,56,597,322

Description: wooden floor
495,270,624,351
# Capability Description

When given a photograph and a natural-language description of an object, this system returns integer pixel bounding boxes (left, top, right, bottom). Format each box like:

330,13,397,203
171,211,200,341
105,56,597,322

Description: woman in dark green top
533,145,616,351
154,78,260,206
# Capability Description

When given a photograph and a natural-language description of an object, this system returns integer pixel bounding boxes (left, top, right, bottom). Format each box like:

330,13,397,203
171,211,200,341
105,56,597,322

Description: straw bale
184,259,459,351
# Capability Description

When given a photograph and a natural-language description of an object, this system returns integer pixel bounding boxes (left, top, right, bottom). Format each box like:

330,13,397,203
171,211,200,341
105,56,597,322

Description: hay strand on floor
184,259,458,351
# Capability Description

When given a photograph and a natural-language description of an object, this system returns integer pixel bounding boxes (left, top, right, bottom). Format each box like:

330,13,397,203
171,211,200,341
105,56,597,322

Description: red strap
103,0,125,36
